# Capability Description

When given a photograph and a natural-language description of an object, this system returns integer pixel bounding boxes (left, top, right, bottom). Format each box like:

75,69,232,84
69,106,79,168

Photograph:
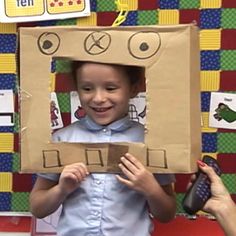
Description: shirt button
93,211,98,216
96,180,101,185
102,128,107,132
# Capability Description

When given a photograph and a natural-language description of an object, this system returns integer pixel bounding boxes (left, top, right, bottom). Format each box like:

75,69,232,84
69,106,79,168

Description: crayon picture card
50,92,63,130
129,92,146,125
70,91,85,124
209,92,236,130
0,90,14,126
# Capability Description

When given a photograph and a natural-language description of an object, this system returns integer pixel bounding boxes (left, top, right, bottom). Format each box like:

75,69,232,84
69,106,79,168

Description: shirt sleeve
37,173,60,182
154,174,176,186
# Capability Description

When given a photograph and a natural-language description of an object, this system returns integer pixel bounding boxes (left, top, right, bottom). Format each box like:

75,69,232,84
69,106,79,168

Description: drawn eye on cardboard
19,25,201,174
84,31,111,55
128,31,161,59
38,32,60,55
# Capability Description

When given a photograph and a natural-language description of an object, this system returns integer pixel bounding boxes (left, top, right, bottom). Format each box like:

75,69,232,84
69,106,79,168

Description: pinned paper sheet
70,91,85,124
50,92,63,130
0,0,90,23
129,92,146,125
209,92,236,130
0,90,14,126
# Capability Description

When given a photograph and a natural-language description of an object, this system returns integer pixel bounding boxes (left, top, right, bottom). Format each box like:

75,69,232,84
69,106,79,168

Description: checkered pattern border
0,0,236,213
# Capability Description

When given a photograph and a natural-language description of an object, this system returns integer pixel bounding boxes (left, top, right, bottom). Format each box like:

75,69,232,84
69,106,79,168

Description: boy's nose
93,90,106,103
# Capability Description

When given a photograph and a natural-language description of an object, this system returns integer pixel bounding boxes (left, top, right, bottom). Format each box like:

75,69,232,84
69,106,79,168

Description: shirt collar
81,115,132,132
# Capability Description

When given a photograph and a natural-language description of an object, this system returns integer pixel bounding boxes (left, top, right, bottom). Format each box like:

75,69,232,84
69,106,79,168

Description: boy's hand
116,153,158,196
117,153,176,222
58,163,89,196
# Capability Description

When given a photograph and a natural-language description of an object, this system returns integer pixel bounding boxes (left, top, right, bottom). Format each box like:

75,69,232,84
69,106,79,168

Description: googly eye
38,32,60,55
128,31,161,59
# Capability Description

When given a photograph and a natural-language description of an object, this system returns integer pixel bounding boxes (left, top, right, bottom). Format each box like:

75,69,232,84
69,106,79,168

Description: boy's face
76,63,138,126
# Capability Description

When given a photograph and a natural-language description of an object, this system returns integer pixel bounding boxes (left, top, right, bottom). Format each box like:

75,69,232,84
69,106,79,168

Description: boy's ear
130,83,140,98
130,69,145,98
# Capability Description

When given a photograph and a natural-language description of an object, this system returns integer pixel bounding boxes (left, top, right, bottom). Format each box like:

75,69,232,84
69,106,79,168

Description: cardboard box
19,24,201,173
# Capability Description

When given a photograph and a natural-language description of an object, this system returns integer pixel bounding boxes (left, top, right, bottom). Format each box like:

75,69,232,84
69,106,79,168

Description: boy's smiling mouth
92,107,112,112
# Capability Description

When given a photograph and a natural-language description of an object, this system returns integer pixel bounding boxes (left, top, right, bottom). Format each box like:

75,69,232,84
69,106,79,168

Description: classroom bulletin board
0,0,236,214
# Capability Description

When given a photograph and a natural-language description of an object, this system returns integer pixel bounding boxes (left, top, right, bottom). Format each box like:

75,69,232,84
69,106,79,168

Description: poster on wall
0,0,90,23
50,92,64,130
209,92,236,130
0,90,14,126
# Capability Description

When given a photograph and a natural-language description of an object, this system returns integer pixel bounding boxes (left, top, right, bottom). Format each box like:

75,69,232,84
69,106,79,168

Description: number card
0,0,90,23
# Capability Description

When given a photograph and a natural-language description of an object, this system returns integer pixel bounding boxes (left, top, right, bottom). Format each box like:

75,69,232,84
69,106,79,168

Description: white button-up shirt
39,116,175,236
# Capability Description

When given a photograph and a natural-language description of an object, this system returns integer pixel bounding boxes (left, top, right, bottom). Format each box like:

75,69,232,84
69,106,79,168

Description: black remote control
182,155,222,215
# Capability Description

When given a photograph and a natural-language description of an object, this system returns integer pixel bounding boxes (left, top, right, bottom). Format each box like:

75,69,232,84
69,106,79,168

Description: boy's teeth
95,108,107,112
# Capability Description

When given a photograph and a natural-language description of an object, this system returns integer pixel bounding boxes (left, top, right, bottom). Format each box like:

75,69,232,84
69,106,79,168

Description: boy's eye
80,86,92,91
106,86,117,91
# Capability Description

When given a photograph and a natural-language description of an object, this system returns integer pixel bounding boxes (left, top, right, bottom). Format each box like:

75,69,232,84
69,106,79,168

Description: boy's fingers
73,163,89,173
116,174,133,188
120,156,138,175
74,163,89,174
122,153,142,169
118,161,134,179
63,163,89,179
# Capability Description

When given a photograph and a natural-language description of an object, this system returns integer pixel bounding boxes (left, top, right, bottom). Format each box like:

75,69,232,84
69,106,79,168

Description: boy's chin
90,113,127,126
89,116,111,126
94,119,113,126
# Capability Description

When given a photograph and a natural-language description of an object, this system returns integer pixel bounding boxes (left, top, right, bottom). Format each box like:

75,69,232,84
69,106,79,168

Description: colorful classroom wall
0,0,236,216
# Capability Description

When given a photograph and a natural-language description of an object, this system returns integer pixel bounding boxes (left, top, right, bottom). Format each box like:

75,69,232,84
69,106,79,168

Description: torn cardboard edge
19,24,201,173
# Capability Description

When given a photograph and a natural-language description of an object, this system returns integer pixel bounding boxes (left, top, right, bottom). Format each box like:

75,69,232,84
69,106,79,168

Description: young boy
30,61,176,236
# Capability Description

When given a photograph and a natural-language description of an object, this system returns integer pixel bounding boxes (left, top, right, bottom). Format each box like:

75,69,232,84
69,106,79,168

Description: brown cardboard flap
107,144,129,172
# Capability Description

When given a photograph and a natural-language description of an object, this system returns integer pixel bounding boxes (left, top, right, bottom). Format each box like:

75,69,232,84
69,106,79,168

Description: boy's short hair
71,61,144,86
